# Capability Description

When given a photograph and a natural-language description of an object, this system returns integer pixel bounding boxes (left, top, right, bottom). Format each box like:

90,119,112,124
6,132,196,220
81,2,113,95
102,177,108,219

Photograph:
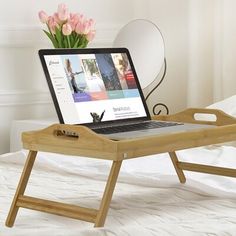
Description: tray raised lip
22,108,236,160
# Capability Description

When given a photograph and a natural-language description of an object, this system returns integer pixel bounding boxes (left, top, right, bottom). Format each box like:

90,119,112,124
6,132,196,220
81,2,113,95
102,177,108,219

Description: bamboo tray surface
22,108,236,161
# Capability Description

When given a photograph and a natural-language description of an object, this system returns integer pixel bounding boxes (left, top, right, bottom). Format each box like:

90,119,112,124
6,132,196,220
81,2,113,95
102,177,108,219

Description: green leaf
79,36,88,48
43,30,58,48
63,37,68,48
70,34,75,47
67,36,71,48
55,27,63,48
83,38,89,48
73,36,81,48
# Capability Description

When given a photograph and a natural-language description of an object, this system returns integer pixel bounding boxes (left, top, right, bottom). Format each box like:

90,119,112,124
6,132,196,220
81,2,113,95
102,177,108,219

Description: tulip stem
67,36,71,48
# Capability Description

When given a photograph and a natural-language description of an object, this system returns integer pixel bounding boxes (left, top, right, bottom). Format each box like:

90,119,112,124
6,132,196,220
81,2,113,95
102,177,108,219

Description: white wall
187,0,236,107
145,0,190,114
187,0,215,107
220,0,236,99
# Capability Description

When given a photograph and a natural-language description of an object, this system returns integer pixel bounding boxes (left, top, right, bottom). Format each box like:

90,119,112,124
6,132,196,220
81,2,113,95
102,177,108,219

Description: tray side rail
117,108,236,159
153,108,236,126
22,124,121,161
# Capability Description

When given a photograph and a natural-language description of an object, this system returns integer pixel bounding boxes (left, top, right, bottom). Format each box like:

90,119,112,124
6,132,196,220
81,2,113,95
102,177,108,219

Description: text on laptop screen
44,52,147,124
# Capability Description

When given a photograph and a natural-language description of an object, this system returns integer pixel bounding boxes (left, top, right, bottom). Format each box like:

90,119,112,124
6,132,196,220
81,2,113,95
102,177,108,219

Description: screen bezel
38,47,151,126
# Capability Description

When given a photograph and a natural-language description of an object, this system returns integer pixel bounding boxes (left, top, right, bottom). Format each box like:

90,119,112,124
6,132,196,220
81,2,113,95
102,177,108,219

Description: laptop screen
39,48,150,125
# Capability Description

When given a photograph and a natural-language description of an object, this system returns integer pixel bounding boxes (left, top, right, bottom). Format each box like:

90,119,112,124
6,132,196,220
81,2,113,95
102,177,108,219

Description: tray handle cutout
193,113,217,122
54,129,79,139
155,108,236,126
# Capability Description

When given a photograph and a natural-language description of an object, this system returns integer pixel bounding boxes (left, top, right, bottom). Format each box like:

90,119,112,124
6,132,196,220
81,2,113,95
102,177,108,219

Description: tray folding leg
169,152,236,182
5,150,122,228
6,150,37,227
169,152,186,183
95,160,122,227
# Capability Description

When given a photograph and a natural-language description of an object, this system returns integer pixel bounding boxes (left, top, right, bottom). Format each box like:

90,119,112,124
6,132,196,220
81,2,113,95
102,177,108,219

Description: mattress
1,147,236,236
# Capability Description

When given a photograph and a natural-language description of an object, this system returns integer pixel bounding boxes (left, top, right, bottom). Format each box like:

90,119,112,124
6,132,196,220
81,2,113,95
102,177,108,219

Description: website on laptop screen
44,52,147,124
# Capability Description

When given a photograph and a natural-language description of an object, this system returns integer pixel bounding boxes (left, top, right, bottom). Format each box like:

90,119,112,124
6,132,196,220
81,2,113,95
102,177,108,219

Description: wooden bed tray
6,108,236,228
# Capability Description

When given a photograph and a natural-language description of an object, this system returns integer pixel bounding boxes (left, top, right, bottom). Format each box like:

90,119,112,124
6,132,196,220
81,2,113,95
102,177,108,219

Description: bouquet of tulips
38,3,95,48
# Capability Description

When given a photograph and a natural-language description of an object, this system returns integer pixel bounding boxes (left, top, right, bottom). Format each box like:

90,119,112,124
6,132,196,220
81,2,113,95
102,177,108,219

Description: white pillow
207,95,236,117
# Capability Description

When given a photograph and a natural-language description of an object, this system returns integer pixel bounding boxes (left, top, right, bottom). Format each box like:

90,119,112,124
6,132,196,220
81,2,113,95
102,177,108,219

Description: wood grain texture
169,152,186,183
22,124,120,160
17,195,98,223
117,123,236,159
22,109,236,161
5,150,37,227
154,108,236,126
178,162,236,177
95,161,122,227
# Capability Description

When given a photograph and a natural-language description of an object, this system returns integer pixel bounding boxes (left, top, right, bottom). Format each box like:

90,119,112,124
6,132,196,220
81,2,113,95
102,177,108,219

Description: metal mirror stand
113,19,169,115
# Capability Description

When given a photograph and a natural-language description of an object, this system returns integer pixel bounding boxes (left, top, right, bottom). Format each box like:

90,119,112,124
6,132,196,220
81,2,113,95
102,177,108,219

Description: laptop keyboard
93,121,183,135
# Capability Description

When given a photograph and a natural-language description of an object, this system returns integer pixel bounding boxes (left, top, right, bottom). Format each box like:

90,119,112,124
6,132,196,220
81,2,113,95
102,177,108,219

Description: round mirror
113,19,165,89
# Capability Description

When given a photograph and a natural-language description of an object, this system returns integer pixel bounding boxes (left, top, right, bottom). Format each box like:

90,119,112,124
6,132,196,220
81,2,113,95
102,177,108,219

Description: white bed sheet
1,146,236,236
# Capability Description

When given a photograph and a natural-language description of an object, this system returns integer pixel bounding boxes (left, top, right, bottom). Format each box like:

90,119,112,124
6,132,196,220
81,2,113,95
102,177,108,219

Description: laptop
39,48,213,140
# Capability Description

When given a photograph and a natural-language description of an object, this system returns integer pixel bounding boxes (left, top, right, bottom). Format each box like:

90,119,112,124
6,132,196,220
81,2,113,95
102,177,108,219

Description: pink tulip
75,21,84,34
78,13,85,22
68,13,79,30
53,12,61,24
88,18,95,29
70,13,79,22
74,14,85,33
83,18,95,34
83,20,91,35
86,30,96,41
75,16,95,37
38,10,48,24
48,16,59,34
57,3,69,21
62,23,72,36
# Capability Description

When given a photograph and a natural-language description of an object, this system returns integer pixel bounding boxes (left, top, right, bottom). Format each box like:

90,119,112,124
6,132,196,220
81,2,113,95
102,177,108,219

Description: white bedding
1,95,236,235
1,147,236,236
